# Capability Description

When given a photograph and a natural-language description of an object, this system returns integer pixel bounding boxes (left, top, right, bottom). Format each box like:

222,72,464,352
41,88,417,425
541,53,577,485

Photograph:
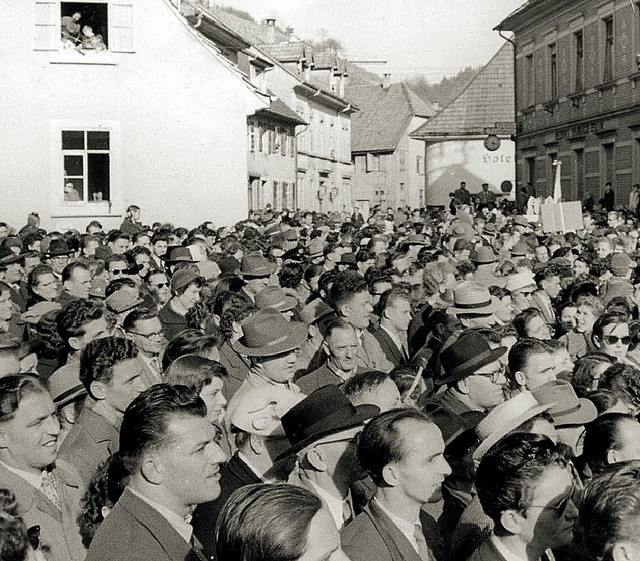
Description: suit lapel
378,329,405,365
367,502,423,561
119,488,193,561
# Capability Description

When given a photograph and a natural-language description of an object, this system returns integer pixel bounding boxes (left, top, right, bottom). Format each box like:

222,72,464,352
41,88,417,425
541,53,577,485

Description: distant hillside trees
406,66,480,109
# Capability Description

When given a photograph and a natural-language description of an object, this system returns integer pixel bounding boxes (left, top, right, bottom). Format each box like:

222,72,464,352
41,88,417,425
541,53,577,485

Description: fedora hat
218,256,241,277
277,385,379,460
470,246,498,264
239,254,276,278
339,253,357,267
510,241,531,257
446,281,501,316
165,246,196,263
105,289,143,314
437,331,506,385
44,239,73,257
482,223,498,237
299,299,334,325
307,238,324,259
531,380,598,427
400,234,429,248
473,391,553,465
232,308,306,357
0,247,23,266
254,285,298,313
423,402,481,446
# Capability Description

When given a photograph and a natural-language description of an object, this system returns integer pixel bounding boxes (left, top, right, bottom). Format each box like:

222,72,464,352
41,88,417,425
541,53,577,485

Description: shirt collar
490,535,531,561
307,480,352,530
0,459,45,490
374,499,421,550
128,487,193,544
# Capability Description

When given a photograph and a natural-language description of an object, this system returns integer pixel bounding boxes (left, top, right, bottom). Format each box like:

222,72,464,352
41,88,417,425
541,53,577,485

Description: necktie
40,470,62,512
189,534,209,561
342,499,354,526
413,523,430,561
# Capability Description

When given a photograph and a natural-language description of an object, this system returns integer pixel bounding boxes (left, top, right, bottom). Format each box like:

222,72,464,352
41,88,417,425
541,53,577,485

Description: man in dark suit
86,384,228,561
0,375,86,561
469,433,578,561
372,288,412,367
192,384,302,558
297,319,360,394
341,408,449,561
59,337,146,487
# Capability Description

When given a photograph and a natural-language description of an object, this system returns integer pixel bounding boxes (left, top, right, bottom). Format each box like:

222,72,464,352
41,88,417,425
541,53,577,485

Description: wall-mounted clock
484,134,501,151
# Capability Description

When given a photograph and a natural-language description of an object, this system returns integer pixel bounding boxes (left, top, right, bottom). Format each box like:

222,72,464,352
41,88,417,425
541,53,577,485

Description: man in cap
342,408,450,561
238,254,276,303
295,298,336,376
45,239,75,281
505,272,538,316
0,375,86,561
233,308,307,395
282,385,380,531
0,247,26,312
58,337,146,486
329,271,394,373
86,384,227,561
446,281,501,330
254,284,298,321
191,384,302,558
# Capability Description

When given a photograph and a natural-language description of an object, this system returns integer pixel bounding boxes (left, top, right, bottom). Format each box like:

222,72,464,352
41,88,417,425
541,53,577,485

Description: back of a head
215,483,322,561
0,488,30,561
581,412,637,476
164,354,227,393
578,461,640,561
119,384,206,475
475,432,570,532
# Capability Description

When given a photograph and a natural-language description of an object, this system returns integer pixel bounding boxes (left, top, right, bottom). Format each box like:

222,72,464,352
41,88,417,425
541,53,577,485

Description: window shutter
110,2,135,53
34,1,58,51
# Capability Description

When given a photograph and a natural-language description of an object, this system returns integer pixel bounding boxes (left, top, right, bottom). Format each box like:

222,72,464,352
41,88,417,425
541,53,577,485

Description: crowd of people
3,199,640,561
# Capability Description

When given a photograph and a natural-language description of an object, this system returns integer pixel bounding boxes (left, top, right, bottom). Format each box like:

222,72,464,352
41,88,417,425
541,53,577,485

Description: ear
607,448,618,465
381,464,399,487
499,510,524,536
455,378,470,395
68,336,83,352
308,324,319,339
249,433,265,455
90,380,108,401
322,339,330,356
306,447,327,472
612,543,637,561
338,303,350,319
140,455,163,485
514,371,527,388
593,336,602,350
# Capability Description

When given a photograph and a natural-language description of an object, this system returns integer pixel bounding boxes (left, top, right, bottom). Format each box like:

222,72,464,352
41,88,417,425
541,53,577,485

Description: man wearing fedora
281,385,379,531
342,408,450,561
329,271,394,373
435,331,507,419
233,308,307,396
45,239,75,283
446,282,500,331
192,384,302,558
238,254,277,304
0,246,27,312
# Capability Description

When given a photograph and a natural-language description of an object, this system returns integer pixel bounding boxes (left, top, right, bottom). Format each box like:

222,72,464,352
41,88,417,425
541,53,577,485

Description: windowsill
629,71,640,88
597,81,617,95
521,105,536,116
50,50,118,65
568,91,586,108
543,100,559,114
52,201,116,217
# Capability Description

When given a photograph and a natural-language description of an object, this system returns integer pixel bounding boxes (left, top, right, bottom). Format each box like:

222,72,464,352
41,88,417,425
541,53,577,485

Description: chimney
382,73,391,89
263,18,276,43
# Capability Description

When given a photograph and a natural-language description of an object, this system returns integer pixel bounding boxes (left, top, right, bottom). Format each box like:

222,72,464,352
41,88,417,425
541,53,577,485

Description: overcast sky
224,0,525,82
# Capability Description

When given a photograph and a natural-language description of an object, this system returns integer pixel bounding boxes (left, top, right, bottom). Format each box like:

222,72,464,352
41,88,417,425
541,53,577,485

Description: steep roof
254,97,307,125
411,42,514,137
348,81,437,153
259,41,309,63
207,6,290,44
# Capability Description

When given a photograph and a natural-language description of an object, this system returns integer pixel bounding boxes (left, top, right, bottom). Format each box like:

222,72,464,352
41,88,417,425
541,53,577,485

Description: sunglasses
518,290,536,297
603,335,631,345
529,485,580,518
111,269,128,275
152,282,168,289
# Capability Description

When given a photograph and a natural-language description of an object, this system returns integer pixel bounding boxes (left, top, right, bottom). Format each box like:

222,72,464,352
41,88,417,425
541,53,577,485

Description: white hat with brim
473,391,554,466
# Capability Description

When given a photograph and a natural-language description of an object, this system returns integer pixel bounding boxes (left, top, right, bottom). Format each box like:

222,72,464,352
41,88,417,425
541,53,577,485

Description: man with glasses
281,385,379,531
105,254,131,282
435,331,507,418
145,270,170,308
505,273,538,316
123,308,165,386
471,432,578,561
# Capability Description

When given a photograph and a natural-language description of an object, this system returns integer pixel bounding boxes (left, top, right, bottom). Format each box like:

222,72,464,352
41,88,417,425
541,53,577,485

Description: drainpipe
497,28,518,188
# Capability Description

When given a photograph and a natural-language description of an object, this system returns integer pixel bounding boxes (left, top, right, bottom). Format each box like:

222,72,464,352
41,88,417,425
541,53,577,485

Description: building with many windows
0,0,270,230
497,0,640,204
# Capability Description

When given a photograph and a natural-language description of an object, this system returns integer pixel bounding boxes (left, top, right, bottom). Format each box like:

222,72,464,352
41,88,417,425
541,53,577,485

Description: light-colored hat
470,246,498,264
105,290,143,314
532,380,598,426
446,281,501,316
473,391,553,465
20,302,61,325
226,384,303,437
505,273,537,293
239,254,276,278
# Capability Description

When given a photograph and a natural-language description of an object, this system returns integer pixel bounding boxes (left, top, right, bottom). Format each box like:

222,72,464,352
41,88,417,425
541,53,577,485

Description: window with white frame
416,155,425,175
35,0,134,54
62,130,110,202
